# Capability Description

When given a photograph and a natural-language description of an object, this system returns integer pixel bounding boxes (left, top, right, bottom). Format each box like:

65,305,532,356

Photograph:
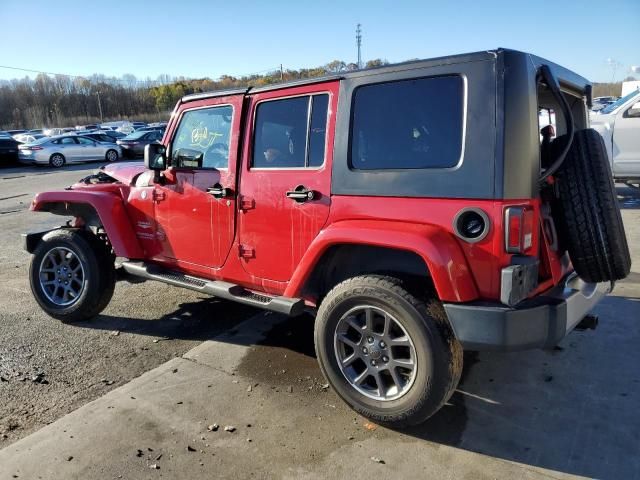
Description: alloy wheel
334,305,418,401
38,247,86,306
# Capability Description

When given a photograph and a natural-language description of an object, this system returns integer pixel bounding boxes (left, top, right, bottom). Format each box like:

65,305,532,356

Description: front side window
77,137,94,145
172,105,233,169
350,76,464,170
252,94,329,168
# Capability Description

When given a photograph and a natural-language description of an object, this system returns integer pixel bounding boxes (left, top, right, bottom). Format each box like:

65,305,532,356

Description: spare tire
552,128,631,283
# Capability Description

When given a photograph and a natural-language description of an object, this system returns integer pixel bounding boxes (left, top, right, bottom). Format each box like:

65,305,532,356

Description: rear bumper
443,274,609,351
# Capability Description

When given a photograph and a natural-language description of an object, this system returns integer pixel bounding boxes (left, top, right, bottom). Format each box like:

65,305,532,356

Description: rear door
153,94,243,270
238,81,338,281
76,136,99,160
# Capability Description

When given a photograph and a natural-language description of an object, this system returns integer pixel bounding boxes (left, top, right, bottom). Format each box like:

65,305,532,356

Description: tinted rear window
350,75,464,170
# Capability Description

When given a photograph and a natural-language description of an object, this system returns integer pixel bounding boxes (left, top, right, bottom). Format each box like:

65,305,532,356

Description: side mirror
144,143,166,184
144,143,166,170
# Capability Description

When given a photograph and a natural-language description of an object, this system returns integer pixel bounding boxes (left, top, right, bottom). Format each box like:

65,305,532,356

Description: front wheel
314,275,463,428
105,149,119,162
29,229,115,322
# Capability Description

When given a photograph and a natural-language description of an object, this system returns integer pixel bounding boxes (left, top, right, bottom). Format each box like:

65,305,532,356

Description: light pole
96,91,103,123
356,24,362,69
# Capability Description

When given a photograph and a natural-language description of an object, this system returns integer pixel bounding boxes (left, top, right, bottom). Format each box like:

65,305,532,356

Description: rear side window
350,76,464,170
252,94,329,168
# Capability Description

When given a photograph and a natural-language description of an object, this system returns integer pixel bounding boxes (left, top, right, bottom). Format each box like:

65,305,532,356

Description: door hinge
239,244,255,259
239,196,255,212
152,189,166,202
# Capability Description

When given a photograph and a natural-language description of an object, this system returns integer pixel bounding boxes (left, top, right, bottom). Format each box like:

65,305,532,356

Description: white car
18,135,122,167
590,89,640,184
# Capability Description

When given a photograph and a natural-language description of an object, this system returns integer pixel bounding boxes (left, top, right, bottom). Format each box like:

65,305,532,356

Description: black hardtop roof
180,48,589,103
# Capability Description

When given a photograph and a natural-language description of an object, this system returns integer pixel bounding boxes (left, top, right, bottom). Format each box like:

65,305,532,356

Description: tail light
505,206,534,253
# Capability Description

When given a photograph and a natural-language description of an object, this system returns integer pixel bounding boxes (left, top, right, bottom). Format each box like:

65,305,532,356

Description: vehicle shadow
75,294,639,479
76,296,259,342
616,184,640,209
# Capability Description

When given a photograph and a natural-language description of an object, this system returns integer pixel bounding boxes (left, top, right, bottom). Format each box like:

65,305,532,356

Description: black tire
105,149,119,162
553,129,631,283
314,275,463,428
49,153,65,168
29,229,115,323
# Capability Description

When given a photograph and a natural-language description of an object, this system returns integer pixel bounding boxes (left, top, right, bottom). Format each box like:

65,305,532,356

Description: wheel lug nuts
367,336,374,343
67,274,71,278
371,360,377,366
382,356,389,362
379,341,386,348
362,347,368,354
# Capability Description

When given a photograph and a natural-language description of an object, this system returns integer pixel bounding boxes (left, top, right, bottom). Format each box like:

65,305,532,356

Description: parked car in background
62,127,76,133
18,135,122,167
116,124,135,134
591,96,618,113
28,129,44,135
135,125,166,132
103,130,126,140
75,124,98,131
0,132,20,164
591,89,640,185
78,132,122,144
14,133,48,144
7,129,27,136
116,130,163,157
43,128,65,136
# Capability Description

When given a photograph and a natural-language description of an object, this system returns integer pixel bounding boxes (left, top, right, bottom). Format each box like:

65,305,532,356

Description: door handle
286,185,315,203
206,183,232,199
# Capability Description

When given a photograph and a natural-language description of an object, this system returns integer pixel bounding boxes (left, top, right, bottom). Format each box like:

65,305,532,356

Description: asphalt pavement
0,162,639,479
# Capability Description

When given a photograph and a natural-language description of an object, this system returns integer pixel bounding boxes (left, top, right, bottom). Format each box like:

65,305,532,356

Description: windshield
601,90,640,114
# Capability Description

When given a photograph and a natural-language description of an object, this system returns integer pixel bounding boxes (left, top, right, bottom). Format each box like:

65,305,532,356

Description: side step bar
120,261,305,316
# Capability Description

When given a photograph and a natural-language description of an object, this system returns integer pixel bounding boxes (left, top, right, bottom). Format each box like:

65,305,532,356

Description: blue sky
0,0,638,83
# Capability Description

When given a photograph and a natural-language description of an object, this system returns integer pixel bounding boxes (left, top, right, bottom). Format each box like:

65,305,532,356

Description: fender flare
284,220,479,302
30,190,144,258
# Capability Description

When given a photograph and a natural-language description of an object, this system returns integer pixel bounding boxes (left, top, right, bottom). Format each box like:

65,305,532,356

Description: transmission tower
356,24,362,69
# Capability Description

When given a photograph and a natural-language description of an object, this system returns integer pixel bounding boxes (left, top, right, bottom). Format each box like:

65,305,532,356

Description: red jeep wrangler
25,49,631,427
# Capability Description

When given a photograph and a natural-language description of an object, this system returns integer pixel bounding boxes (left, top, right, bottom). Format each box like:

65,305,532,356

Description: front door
613,102,640,177
153,95,243,271
238,81,339,282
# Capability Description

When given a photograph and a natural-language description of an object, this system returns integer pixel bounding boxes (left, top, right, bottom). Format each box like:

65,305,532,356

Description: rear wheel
315,275,462,428
105,149,118,162
49,153,65,168
29,229,115,322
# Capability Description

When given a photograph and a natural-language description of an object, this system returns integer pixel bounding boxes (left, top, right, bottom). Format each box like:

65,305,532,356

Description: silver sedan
18,135,123,167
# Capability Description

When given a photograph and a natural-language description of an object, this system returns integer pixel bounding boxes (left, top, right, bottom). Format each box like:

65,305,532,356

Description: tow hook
575,314,599,331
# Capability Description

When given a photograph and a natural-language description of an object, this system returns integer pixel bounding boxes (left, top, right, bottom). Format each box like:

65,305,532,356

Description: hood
589,111,615,126
100,161,146,185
